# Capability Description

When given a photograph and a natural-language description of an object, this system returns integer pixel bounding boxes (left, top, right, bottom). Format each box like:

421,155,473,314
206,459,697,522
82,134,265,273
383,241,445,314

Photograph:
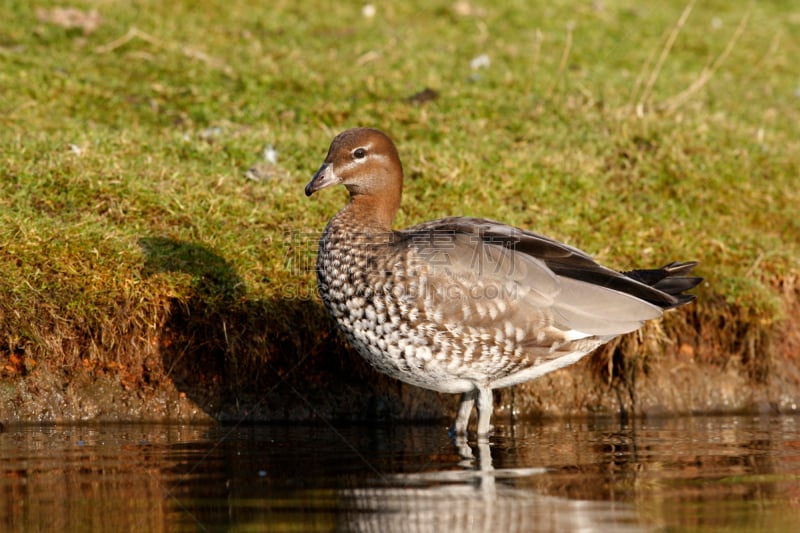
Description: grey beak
305,163,337,196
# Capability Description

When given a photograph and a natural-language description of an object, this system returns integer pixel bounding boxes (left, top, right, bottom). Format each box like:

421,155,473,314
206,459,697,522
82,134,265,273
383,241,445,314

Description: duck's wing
409,217,701,307
394,217,699,337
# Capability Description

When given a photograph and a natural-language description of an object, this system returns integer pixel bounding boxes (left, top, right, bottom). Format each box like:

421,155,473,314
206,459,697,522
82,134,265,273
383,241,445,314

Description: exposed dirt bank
1,276,797,424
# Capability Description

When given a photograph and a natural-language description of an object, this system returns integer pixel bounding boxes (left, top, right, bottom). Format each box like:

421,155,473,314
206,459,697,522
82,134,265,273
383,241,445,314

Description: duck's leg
476,386,494,437
452,390,476,435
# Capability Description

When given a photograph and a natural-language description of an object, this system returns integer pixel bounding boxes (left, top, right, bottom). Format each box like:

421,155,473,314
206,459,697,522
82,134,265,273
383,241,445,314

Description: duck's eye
353,148,367,159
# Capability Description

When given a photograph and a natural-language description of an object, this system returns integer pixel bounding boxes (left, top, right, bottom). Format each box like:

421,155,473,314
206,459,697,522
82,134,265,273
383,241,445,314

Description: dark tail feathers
623,261,703,309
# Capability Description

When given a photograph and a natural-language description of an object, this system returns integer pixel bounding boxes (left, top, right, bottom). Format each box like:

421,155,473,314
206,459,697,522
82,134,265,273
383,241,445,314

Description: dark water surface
1,416,799,532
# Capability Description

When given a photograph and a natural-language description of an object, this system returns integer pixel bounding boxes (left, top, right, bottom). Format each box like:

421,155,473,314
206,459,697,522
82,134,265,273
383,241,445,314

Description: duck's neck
341,191,400,232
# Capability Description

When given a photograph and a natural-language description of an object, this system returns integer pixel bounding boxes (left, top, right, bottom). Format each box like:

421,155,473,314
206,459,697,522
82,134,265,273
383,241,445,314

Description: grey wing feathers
395,217,697,337
407,217,702,310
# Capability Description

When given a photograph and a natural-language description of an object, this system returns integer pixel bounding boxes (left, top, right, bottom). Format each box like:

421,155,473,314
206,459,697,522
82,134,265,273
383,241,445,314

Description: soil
1,277,798,425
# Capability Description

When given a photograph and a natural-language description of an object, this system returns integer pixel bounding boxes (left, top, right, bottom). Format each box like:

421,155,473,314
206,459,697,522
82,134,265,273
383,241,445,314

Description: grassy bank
1,0,798,422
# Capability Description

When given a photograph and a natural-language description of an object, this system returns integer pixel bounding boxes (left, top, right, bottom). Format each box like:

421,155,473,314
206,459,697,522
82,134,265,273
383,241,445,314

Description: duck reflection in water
339,432,642,533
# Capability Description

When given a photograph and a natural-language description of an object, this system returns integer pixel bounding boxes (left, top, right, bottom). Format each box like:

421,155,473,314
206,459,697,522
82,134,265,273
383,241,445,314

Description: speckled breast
315,221,466,392
317,227,407,369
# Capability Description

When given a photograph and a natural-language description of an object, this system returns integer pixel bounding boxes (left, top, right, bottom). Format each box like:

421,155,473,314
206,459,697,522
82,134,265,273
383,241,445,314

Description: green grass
1,0,798,419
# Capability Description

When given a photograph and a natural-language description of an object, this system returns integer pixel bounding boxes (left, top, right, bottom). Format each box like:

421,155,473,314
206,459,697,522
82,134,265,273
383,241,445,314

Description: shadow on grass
137,236,436,423
139,236,246,303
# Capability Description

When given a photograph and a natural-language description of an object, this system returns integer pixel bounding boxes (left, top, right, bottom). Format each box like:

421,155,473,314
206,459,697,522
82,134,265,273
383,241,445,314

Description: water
1,416,799,532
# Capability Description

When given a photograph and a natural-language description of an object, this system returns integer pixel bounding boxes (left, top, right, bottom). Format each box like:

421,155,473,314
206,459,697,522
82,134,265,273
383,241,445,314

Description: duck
305,127,701,436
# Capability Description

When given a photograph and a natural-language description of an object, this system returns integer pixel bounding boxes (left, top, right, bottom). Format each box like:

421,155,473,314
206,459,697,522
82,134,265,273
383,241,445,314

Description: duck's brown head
305,128,403,229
